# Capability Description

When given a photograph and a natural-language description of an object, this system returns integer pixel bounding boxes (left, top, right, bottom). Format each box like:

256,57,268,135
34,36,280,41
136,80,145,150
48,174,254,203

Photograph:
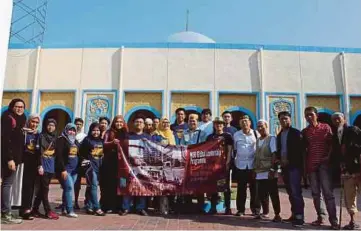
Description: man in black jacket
276,111,305,227
331,112,361,230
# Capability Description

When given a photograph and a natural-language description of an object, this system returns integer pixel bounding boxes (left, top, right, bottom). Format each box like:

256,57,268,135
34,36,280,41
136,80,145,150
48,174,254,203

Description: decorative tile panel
267,95,298,135
2,92,31,109
350,96,361,115
171,93,209,114
83,93,115,132
124,93,162,115
40,92,74,112
219,94,257,116
306,96,340,112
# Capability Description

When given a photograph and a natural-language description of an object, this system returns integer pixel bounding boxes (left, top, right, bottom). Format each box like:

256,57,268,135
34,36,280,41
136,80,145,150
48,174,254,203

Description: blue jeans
283,167,304,220
122,196,146,211
85,168,100,210
309,163,337,224
60,172,77,213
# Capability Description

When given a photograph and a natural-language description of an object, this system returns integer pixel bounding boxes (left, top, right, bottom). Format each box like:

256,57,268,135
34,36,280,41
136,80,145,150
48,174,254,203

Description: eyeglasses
162,122,170,124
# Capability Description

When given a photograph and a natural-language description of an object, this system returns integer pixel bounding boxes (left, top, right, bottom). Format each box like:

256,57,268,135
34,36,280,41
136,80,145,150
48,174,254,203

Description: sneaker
261,213,270,219
61,209,67,216
343,222,360,230
311,217,324,226
283,215,295,223
46,211,59,220
292,219,305,228
74,203,80,210
224,209,232,215
234,211,245,216
21,211,34,220
94,209,105,216
86,209,94,215
119,210,129,216
330,222,339,230
254,214,262,220
31,209,43,218
66,212,78,218
138,209,148,216
272,214,282,223
1,213,23,224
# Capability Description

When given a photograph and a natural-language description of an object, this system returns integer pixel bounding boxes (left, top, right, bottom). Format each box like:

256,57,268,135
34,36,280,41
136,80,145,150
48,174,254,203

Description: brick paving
2,185,361,230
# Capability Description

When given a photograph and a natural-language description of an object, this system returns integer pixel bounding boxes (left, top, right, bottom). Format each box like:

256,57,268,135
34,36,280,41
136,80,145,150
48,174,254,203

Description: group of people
1,98,361,230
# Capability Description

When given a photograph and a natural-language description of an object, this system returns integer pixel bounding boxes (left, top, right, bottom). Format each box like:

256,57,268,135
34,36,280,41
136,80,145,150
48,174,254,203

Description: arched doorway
126,109,158,132
353,114,361,129
223,107,257,130
317,112,332,127
184,109,201,122
42,109,71,135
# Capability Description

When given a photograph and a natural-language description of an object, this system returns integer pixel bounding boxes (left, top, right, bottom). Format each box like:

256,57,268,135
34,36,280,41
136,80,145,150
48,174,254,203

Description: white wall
299,52,343,93
263,51,302,92
122,48,168,90
345,54,361,95
38,49,83,89
5,49,37,89
215,49,259,92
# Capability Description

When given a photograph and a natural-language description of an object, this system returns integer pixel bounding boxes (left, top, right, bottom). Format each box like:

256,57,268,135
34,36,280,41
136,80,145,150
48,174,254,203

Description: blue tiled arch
351,110,361,126
170,106,203,123
124,106,161,122
40,105,74,123
317,108,335,115
223,106,257,127
1,106,30,118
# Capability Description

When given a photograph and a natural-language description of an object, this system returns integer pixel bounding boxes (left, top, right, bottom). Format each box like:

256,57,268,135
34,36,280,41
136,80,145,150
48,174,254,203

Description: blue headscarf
61,123,77,145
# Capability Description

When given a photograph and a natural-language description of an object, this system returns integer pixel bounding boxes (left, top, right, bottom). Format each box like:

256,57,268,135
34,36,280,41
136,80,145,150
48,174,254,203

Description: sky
10,0,361,47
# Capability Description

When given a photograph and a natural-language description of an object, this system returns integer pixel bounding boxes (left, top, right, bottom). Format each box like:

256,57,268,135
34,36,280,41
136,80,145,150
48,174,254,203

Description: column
259,48,265,120
340,52,350,121
117,46,124,115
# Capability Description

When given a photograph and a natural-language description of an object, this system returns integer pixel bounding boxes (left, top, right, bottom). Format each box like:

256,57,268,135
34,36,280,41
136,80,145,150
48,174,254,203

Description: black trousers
100,151,122,211
234,168,257,213
33,172,53,212
21,154,38,211
255,178,281,215
210,169,231,210
1,166,16,214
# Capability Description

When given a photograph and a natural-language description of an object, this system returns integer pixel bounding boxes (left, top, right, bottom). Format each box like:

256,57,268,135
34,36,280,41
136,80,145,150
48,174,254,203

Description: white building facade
3,41,361,133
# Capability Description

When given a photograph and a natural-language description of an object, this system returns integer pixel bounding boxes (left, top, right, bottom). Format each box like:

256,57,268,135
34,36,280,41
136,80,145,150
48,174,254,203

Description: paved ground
2,185,361,230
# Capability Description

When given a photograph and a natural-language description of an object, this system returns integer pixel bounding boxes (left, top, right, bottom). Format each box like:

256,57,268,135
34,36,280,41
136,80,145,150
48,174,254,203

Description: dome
167,31,215,43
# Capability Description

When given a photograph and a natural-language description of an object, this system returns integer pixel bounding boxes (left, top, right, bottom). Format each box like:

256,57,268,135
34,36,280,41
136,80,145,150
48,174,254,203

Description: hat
240,115,250,121
145,118,153,124
213,117,225,124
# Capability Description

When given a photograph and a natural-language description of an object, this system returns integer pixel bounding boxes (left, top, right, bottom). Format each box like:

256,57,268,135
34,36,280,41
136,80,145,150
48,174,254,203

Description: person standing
233,115,263,216
222,111,238,136
153,117,160,131
144,118,163,143
102,115,128,213
331,112,361,230
206,117,233,215
171,108,189,145
179,114,207,213
277,111,305,227
32,119,59,220
120,116,150,216
99,117,110,140
20,114,41,220
198,109,213,139
55,123,80,218
253,119,282,222
73,118,87,210
302,106,338,229
80,122,105,216
1,99,27,224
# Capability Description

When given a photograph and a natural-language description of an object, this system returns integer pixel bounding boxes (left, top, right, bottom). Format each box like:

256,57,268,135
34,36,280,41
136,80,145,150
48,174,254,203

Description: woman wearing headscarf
32,119,59,220
101,115,128,213
20,114,41,220
55,123,80,218
156,117,176,214
1,99,27,224
80,122,105,216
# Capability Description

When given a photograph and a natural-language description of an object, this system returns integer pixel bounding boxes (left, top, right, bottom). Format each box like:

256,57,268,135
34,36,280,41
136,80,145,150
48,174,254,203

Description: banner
117,139,227,196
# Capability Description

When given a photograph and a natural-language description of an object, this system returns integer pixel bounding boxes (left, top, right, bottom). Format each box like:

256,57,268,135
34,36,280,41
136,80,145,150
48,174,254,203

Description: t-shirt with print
81,137,104,173
66,143,79,173
224,126,238,137
40,136,56,173
24,133,39,155
206,132,234,146
171,123,189,145
128,132,152,141
256,136,277,180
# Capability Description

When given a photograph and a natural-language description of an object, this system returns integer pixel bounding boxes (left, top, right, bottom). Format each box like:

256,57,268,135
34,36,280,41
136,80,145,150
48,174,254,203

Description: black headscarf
3,98,27,129
40,119,57,154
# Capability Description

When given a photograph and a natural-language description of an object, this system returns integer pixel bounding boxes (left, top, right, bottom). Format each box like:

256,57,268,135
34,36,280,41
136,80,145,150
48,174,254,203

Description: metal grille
10,0,49,45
